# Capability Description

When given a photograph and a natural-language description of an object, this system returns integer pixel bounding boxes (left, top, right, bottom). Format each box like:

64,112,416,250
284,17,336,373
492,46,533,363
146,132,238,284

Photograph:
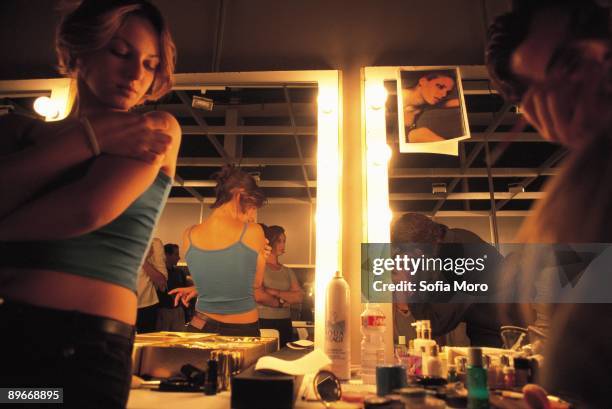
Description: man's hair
164,243,179,255
486,0,610,102
391,213,446,243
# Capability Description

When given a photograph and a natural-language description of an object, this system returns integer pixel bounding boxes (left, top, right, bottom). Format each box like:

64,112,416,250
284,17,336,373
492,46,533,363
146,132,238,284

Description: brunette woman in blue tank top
170,166,282,337
0,2,180,407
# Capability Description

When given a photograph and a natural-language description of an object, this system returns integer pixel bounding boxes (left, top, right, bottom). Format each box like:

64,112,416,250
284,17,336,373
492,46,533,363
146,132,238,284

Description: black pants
136,303,158,333
187,314,260,337
0,300,134,409
259,318,294,346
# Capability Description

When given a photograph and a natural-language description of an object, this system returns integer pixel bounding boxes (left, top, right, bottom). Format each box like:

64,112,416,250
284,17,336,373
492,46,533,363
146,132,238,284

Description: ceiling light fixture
192,95,214,111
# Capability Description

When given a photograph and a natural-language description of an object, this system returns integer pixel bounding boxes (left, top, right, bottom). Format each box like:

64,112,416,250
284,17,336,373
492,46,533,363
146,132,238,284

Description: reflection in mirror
0,71,340,346
364,66,565,350
141,81,318,339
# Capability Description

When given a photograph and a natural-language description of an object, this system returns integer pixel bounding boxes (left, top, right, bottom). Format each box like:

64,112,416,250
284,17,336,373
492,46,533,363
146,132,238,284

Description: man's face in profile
509,6,611,147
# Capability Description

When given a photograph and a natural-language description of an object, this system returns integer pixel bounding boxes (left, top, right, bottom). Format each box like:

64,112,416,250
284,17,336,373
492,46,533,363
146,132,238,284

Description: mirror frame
0,70,343,349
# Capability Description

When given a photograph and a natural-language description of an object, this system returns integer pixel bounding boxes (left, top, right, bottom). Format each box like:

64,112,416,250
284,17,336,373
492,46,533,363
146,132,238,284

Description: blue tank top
0,171,172,292
185,223,258,314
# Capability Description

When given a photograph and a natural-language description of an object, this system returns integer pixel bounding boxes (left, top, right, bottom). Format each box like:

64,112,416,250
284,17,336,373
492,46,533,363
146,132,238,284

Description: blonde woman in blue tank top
0,2,180,407
170,166,282,337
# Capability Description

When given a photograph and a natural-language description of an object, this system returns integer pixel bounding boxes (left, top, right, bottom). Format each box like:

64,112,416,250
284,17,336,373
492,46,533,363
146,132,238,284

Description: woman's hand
262,239,272,258
168,286,198,307
88,111,175,163
522,384,551,409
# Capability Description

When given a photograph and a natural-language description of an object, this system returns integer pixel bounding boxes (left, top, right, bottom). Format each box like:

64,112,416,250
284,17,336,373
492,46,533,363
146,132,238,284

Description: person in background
391,213,516,347
170,166,279,336
486,0,612,407
0,1,179,407
155,243,191,331
136,237,167,333
257,225,304,346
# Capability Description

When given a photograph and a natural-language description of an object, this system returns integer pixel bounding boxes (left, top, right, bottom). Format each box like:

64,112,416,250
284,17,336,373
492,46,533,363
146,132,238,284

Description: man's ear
418,77,428,87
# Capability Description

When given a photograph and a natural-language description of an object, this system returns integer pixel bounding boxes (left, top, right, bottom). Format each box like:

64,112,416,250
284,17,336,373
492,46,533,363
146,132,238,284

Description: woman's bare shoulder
244,222,265,248
144,111,180,138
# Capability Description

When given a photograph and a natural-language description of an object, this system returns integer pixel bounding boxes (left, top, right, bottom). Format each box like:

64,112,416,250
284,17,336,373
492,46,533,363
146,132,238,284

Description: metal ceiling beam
467,112,520,127
419,210,532,218
178,157,315,167
211,0,227,72
168,197,313,204
390,191,544,200
495,148,567,211
459,143,470,211
390,168,559,178
181,125,316,136
182,126,540,141
468,132,543,142
223,108,242,163
176,91,232,163
173,174,203,202
174,179,316,188
135,102,316,118
284,86,312,203
431,102,513,216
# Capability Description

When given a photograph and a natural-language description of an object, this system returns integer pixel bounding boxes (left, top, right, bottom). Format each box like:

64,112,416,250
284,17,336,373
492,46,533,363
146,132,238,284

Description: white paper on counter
255,349,331,375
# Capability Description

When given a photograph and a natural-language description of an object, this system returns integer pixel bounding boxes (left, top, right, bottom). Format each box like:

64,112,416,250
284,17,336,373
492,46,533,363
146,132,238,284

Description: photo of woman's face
78,16,160,110
419,76,455,105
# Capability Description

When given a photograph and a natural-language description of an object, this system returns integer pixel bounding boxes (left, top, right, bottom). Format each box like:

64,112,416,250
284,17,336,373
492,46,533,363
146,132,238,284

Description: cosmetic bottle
423,345,442,378
325,271,351,380
394,335,409,366
204,359,218,395
513,358,530,388
466,348,489,409
503,366,515,389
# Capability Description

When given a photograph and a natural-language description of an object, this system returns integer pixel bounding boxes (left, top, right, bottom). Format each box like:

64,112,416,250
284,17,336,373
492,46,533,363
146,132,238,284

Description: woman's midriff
201,308,259,324
0,268,137,325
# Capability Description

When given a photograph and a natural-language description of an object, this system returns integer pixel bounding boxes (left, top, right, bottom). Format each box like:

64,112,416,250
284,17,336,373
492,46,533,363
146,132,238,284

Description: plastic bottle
503,366,516,389
411,321,437,355
422,345,443,378
466,348,489,409
394,335,409,366
360,303,386,385
325,271,351,380
513,358,530,388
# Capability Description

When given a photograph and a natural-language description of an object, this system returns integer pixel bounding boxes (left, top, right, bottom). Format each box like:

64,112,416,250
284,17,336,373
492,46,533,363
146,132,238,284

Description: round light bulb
367,85,388,110
317,91,336,114
368,143,392,166
33,96,59,118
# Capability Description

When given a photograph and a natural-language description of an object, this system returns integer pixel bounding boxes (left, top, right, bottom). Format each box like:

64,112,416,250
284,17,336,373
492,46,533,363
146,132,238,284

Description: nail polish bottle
466,348,489,409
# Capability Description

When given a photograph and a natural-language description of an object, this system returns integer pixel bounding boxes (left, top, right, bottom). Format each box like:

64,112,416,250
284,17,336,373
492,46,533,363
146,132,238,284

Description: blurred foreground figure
487,0,612,406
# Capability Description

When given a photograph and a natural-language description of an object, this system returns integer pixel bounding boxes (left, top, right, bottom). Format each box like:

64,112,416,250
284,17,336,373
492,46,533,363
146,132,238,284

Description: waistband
0,299,135,340
192,311,258,328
